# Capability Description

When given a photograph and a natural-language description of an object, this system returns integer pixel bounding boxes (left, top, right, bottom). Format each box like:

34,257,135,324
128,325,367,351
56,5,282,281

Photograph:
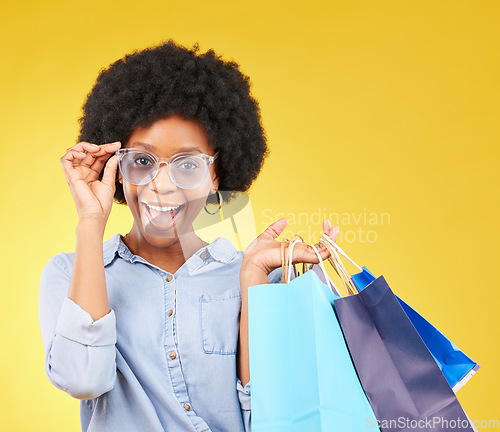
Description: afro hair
78,39,269,205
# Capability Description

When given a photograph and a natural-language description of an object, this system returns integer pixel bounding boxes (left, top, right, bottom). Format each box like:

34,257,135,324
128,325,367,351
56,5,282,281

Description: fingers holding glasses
77,142,121,169
61,142,121,183
101,155,120,190
89,142,122,175
60,141,122,222
61,142,100,183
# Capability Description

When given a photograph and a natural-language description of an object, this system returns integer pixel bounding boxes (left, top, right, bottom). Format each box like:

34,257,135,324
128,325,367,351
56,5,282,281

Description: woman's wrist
240,263,269,295
76,218,106,238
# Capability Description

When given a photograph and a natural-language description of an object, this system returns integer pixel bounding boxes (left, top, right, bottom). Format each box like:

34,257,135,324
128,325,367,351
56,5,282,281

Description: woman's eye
175,156,201,170
134,157,153,166
180,161,198,170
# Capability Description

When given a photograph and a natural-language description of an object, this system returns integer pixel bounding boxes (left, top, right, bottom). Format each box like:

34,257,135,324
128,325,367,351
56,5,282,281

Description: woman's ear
211,170,219,191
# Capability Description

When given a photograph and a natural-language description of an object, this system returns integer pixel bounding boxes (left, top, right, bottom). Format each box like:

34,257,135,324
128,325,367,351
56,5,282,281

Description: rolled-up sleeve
268,267,284,284
237,378,251,431
39,255,117,400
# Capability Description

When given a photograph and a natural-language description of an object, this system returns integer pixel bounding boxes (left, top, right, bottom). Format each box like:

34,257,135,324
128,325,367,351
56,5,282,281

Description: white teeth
145,203,181,212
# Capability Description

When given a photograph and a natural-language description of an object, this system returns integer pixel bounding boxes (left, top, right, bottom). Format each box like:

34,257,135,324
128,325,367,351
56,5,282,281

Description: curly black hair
78,39,269,205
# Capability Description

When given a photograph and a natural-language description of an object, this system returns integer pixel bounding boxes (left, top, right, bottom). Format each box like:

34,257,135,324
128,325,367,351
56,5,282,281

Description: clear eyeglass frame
115,148,219,189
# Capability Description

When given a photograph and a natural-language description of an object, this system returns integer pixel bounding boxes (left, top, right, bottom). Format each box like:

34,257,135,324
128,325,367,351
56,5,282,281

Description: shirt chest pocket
200,289,241,355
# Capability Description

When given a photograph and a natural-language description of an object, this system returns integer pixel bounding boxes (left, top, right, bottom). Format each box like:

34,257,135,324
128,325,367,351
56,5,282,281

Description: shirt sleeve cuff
268,266,283,284
237,378,251,411
55,297,117,346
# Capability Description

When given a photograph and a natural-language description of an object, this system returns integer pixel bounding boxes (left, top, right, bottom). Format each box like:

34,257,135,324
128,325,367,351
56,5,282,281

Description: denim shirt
38,233,283,432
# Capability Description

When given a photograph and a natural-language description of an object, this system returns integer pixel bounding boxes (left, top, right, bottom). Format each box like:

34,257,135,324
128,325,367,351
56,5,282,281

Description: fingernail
91,144,99,148
112,141,121,145
326,219,331,229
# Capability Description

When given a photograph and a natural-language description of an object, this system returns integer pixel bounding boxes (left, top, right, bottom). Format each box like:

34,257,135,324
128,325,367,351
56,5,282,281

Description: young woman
39,39,339,432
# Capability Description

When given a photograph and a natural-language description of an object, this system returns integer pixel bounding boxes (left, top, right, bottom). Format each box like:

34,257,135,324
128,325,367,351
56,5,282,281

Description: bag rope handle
319,238,358,296
281,233,310,284
308,244,342,296
280,236,289,284
282,235,341,296
320,233,362,272
286,238,304,284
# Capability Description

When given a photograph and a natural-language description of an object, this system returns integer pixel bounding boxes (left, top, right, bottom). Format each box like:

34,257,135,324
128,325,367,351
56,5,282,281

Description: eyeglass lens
120,151,210,187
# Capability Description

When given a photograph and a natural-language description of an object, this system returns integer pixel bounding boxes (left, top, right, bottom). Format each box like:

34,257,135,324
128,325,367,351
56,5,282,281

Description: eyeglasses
115,148,218,189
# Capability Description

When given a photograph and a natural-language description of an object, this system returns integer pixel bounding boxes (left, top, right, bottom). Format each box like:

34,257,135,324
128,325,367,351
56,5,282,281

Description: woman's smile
140,201,186,231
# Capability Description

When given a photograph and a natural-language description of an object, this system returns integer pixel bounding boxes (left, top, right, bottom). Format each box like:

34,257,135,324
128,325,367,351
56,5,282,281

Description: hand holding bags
248,235,381,432
319,234,477,432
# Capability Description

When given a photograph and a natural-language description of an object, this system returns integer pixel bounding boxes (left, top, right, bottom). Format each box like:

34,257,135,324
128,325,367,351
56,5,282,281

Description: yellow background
1,0,498,430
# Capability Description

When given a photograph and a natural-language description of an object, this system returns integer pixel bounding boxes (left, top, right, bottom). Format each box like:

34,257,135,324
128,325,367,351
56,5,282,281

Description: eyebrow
129,142,203,154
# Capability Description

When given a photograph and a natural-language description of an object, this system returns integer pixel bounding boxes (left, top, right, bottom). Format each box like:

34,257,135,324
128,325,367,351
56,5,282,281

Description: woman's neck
121,226,209,274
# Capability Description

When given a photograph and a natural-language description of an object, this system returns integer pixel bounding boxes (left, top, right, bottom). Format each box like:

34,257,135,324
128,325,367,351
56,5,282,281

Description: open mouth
141,202,185,230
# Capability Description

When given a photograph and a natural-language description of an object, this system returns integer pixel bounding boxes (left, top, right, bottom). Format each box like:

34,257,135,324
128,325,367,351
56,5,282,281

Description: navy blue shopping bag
318,235,477,432
352,266,479,391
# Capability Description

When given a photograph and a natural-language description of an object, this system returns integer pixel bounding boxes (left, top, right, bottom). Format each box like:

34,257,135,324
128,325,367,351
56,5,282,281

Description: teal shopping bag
248,267,380,432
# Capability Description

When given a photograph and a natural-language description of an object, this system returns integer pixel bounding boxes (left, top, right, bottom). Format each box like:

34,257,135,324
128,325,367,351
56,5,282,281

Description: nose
149,163,177,194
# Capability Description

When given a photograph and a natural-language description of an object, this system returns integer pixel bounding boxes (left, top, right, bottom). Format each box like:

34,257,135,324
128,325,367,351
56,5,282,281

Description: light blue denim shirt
39,233,283,432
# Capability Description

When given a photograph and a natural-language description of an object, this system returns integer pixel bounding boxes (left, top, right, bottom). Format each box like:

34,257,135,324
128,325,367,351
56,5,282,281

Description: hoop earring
204,189,223,215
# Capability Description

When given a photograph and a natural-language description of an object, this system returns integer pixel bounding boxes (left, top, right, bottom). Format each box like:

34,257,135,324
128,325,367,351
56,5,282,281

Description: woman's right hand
60,141,122,225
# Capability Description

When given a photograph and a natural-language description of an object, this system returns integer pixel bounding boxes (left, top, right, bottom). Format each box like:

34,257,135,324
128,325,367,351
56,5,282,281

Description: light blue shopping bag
248,268,380,432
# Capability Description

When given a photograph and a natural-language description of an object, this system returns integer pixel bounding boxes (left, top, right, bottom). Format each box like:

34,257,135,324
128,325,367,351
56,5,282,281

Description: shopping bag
248,236,381,432
318,235,476,432
350,266,479,392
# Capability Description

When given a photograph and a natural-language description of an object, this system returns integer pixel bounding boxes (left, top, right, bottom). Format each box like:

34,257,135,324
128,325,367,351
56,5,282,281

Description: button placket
163,273,199,426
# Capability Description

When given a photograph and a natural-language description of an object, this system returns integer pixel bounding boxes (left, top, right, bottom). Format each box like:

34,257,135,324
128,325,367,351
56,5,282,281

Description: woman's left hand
241,217,340,278
237,217,339,387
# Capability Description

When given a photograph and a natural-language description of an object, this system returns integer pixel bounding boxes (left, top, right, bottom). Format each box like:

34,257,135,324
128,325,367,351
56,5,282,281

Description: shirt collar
103,233,238,269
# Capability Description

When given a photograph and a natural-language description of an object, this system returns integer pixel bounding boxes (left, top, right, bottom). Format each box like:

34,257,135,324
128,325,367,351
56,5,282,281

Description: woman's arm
59,141,121,321
39,228,117,400
68,219,111,321
238,265,269,387
40,141,122,399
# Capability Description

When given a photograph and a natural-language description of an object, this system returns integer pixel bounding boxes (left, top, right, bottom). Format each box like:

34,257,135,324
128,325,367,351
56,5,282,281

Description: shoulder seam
50,254,71,278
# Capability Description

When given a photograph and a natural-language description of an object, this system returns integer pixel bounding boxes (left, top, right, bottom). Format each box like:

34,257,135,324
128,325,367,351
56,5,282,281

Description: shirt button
166,275,173,282
200,251,208,259
184,403,191,411
167,309,173,317
169,352,177,360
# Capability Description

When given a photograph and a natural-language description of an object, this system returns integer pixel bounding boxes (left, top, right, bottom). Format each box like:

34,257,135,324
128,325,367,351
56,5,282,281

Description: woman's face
118,113,219,246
